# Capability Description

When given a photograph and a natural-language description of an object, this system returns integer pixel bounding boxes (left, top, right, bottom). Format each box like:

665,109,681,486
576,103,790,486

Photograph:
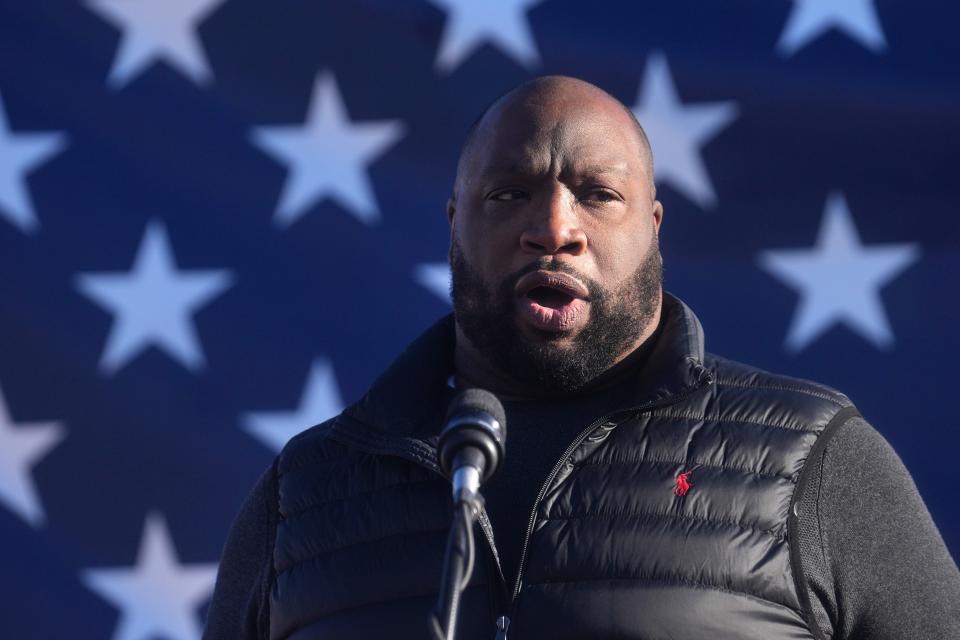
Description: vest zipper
490,410,613,639
508,414,613,609
495,614,510,640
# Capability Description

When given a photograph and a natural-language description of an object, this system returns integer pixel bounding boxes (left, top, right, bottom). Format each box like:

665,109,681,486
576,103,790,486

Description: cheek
460,218,521,264
589,226,651,284
453,230,508,289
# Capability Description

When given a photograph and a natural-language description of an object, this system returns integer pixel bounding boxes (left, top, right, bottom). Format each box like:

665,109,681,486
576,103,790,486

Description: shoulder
274,413,357,476
702,353,857,431
272,410,425,501
818,416,917,499
704,352,852,406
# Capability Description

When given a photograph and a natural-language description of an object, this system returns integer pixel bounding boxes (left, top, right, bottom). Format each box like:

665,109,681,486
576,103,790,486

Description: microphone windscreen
444,388,506,435
439,388,507,481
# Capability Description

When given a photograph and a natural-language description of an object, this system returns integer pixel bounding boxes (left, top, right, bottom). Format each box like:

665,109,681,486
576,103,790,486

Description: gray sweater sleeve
797,416,960,639
203,460,279,640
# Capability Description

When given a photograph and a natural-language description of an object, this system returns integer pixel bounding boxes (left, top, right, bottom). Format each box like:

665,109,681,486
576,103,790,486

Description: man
204,77,960,639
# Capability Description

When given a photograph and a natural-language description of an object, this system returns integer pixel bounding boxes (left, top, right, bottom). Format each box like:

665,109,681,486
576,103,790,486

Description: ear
651,199,664,236
446,196,456,226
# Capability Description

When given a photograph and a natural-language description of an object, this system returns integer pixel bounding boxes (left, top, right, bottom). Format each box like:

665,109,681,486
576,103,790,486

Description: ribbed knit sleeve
202,460,279,640
796,416,960,639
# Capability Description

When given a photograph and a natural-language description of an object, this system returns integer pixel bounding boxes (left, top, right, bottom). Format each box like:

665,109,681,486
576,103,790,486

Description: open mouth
514,271,590,332
525,285,576,309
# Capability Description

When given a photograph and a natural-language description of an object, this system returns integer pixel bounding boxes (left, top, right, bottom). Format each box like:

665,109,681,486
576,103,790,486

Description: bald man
204,77,960,640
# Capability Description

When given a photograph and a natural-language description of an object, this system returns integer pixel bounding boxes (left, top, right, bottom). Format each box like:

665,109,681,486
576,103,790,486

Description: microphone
438,388,507,504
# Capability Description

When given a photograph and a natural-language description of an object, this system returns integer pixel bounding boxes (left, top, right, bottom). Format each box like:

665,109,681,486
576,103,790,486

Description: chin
514,318,580,345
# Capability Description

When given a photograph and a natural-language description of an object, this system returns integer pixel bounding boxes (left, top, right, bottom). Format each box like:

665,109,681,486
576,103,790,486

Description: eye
581,188,621,203
489,188,529,202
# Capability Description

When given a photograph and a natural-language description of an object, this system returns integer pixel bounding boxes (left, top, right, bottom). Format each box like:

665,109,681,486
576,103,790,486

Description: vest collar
341,290,711,441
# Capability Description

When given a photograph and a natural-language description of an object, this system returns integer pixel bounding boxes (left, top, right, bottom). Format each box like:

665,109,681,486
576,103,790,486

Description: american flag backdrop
0,1,958,637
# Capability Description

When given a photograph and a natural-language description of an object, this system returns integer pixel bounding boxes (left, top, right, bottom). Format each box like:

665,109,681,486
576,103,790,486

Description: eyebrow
572,163,631,177
479,162,539,178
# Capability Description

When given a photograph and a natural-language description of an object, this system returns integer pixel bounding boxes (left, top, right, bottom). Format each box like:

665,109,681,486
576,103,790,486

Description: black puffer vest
270,293,857,639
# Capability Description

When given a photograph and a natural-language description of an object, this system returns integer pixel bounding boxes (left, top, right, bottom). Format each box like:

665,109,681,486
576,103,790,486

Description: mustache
502,258,593,294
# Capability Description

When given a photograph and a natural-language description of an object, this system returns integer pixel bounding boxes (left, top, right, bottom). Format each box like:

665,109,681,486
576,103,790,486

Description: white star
0,388,65,528
242,358,344,452
82,513,217,640
758,193,920,352
75,221,233,374
430,0,544,73
777,0,886,56
631,52,738,209
251,72,405,228
413,263,452,304
0,93,67,233
86,0,226,88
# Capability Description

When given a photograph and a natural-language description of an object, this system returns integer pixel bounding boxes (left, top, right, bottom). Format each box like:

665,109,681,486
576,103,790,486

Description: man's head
448,76,664,396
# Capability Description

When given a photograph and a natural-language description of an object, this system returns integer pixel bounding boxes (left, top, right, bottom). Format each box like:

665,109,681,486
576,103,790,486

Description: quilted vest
270,293,857,640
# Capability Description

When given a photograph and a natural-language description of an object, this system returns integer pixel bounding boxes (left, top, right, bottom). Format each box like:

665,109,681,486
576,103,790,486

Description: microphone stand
428,474,484,640
431,388,506,640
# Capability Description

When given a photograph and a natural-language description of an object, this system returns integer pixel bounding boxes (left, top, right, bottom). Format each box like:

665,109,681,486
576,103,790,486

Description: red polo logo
674,464,703,497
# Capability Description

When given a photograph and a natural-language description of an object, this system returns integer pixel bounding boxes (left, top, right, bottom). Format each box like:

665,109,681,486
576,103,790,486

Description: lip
514,270,590,300
514,270,590,333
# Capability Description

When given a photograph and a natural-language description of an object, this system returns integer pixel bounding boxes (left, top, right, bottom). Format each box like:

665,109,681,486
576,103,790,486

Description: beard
450,237,663,396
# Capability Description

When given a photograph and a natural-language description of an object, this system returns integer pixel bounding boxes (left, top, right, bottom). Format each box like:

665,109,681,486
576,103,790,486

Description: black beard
450,239,663,396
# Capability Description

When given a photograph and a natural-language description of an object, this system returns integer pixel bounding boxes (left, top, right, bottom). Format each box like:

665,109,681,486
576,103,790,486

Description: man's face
449,82,664,393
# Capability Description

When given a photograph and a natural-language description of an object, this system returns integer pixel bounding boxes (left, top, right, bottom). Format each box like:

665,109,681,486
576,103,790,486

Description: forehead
464,94,646,181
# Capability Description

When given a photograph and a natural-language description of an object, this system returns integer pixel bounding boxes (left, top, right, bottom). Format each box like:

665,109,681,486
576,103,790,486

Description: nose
519,189,587,256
